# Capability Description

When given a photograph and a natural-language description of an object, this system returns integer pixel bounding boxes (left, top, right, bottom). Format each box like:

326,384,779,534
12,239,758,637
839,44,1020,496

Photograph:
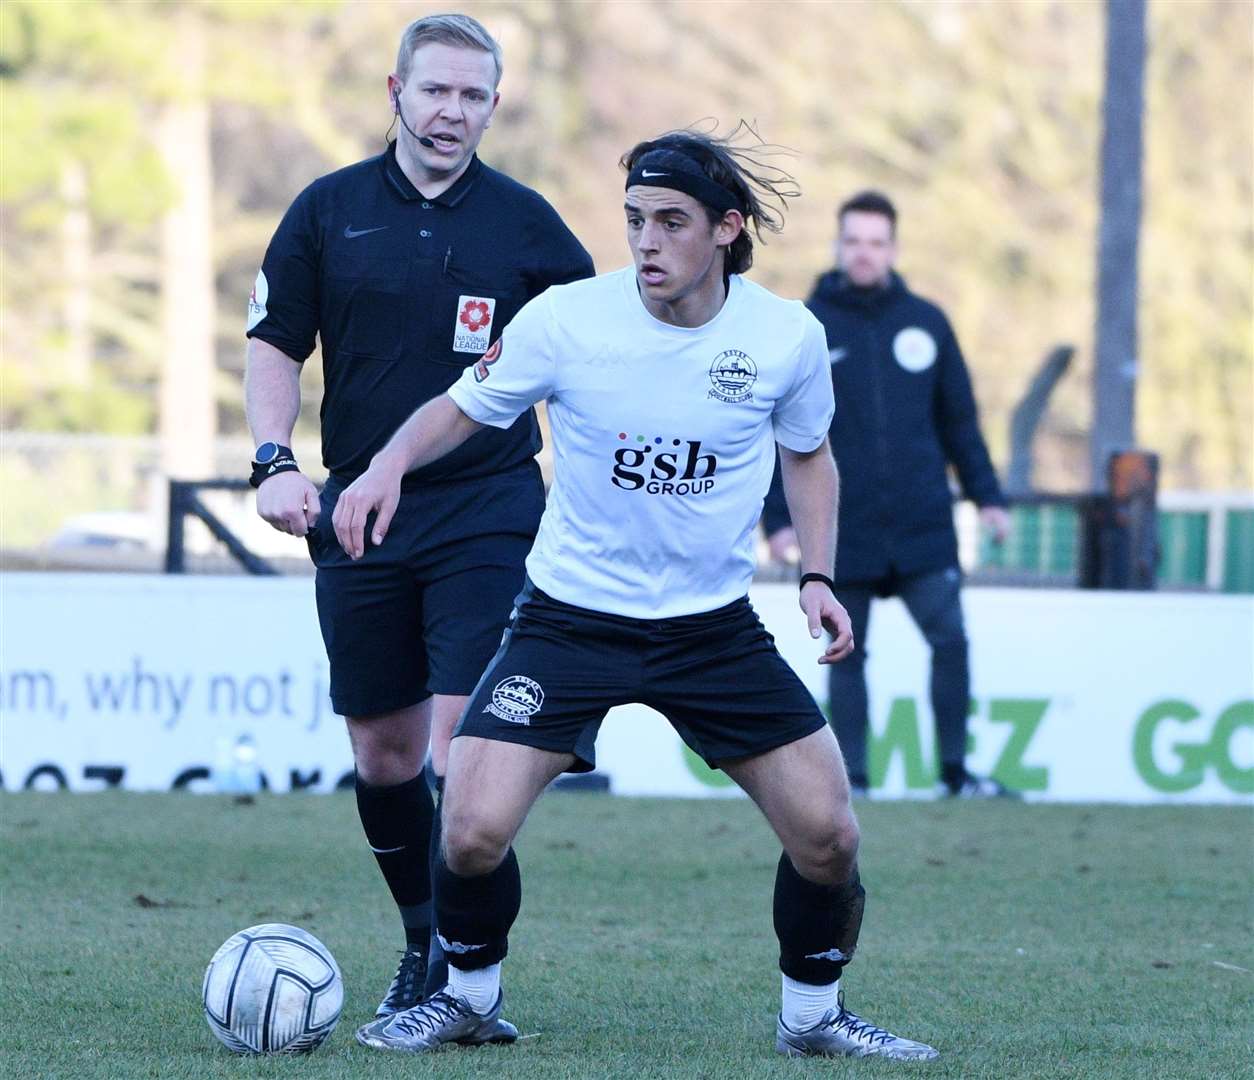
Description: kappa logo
486,675,544,724
708,349,757,403
436,932,487,955
473,338,503,382
453,294,496,353
804,946,851,963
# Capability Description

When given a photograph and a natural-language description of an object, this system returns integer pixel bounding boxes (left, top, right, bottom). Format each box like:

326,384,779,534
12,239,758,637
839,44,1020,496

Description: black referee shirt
247,144,594,486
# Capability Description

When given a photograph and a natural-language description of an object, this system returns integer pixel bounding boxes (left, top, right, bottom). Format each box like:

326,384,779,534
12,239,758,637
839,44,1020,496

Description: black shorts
455,583,826,772
307,462,544,718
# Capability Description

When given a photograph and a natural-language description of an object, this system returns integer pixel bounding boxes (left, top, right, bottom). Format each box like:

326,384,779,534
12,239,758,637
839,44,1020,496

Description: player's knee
347,724,424,785
792,814,860,885
351,741,423,786
442,809,511,876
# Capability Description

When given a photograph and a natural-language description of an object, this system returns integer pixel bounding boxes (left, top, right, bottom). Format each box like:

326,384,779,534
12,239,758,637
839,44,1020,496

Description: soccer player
243,14,592,1024
334,129,939,1061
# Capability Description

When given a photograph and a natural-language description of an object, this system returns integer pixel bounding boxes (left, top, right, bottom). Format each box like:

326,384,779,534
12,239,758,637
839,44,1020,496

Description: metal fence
2,432,1251,592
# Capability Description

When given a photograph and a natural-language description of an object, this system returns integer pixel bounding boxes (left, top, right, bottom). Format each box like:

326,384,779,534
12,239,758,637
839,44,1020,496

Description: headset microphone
393,88,436,148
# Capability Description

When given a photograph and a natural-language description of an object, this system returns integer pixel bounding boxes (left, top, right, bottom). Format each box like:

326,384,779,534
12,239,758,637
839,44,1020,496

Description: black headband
625,149,744,215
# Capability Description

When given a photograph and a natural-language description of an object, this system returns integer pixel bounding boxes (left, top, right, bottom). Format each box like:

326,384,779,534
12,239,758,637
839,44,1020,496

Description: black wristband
799,572,836,593
249,454,299,489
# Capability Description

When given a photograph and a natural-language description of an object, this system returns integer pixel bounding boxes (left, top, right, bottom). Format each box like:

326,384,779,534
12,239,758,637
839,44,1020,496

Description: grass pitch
2,792,1250,1079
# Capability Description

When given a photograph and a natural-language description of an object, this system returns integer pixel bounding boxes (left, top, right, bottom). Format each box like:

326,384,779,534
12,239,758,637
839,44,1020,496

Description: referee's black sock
354,772,435,952
433,845,521,972
773,852,865,985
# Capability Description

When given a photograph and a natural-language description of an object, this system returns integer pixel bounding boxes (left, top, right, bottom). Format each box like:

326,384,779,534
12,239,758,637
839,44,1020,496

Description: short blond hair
395,13,502,87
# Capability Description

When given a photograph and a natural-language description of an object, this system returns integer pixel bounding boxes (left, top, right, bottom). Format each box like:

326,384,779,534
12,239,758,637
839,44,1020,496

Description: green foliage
1,792,1250,1078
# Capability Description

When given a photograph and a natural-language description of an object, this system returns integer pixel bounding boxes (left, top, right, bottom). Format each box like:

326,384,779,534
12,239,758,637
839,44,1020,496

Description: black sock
423,786,449,995
355,772,435,950
940,761,968,792
433,845,521,971
774,852,865,985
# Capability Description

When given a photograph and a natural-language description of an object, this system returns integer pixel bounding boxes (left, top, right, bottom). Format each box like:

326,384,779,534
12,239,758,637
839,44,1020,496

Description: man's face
837,210,896,287
625,187,741,307
388,43,498,179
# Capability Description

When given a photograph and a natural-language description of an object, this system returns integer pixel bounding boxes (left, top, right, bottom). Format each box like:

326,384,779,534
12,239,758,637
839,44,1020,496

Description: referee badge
892,327,937,372
453,294,496,353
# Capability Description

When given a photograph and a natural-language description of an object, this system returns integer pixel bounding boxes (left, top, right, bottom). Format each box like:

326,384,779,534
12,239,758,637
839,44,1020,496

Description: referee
243,13,593,1026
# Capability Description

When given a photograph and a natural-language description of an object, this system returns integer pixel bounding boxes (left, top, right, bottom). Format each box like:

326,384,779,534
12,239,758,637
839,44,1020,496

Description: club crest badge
708,349,757,403
453,295,496,353
892,327,937,372
485,675,544,725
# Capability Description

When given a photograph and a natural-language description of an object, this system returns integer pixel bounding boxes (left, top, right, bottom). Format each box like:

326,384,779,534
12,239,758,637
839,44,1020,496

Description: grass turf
2,792,1250,1079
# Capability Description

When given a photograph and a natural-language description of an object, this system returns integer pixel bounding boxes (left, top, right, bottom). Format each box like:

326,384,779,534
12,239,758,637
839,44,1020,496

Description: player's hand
332,454,404,560
800,581,854,665
767,526,800,564
980,505,1011,544
255,471,320,537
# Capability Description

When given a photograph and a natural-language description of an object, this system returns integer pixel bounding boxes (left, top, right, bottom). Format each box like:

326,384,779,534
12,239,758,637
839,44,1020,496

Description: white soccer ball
202,923,343,1054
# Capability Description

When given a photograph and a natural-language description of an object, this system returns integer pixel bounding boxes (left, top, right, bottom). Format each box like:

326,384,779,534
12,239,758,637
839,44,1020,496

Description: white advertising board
1,574,1250,803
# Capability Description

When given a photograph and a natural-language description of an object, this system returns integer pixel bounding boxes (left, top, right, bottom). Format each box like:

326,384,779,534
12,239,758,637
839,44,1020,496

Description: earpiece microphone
393,88,435,148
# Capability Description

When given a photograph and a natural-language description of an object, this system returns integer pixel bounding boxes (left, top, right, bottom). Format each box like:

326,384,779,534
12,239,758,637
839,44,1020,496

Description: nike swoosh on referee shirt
344,225,389,239
640,170,668,178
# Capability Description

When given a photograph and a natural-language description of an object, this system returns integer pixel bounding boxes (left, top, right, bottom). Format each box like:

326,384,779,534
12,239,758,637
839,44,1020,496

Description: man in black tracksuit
764,190,1014,798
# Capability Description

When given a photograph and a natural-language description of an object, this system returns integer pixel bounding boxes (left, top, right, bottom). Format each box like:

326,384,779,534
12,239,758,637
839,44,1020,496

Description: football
202,923,343,1054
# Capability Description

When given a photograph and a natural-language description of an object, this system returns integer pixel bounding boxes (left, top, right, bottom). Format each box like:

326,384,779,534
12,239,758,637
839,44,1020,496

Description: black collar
381,142,482,207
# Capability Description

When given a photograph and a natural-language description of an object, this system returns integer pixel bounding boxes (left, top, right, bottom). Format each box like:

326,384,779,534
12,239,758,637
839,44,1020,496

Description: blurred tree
0,0,1249,507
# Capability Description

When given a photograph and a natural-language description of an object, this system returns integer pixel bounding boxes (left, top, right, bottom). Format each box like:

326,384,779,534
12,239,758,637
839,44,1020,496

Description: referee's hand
800,582,854,665
256,471,320,537
332,457,403,560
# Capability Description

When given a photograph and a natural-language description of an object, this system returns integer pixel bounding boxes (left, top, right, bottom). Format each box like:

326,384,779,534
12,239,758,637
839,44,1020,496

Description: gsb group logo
611,434,718,496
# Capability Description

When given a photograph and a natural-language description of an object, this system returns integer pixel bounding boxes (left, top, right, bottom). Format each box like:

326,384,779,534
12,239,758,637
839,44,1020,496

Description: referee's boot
776,992,939,1061
357,987,518,1052
375,946,427,1017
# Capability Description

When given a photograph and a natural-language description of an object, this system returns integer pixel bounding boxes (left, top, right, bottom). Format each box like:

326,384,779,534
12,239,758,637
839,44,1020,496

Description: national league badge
453,295,496,353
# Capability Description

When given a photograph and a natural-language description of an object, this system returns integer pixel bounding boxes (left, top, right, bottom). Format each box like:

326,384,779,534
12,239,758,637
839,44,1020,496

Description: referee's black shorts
455,582,826,772
306,462,544,718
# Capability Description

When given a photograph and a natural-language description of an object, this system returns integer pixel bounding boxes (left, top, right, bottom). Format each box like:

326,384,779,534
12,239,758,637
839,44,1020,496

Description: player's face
837,210,896,287
388,43,499,182
625,187,743,323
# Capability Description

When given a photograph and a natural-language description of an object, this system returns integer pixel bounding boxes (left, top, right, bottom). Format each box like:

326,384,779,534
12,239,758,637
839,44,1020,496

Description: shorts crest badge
485,675,544,724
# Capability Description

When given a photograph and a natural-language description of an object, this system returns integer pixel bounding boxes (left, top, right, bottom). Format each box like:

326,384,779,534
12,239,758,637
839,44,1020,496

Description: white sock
448,963,501,1015
781,974,838,1031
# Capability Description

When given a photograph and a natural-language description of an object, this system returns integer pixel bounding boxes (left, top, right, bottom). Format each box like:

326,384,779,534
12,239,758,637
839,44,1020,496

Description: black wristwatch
249,442,299,488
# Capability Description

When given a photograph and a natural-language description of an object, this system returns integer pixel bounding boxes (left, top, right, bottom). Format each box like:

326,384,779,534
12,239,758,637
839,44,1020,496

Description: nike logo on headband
640,170,668,178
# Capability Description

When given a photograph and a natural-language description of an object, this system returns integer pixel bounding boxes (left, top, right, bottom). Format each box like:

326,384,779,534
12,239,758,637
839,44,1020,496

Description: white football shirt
448,267,834,618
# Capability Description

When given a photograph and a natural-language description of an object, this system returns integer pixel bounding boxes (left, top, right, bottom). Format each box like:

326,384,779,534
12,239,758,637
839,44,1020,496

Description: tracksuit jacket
764,270,1005,585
